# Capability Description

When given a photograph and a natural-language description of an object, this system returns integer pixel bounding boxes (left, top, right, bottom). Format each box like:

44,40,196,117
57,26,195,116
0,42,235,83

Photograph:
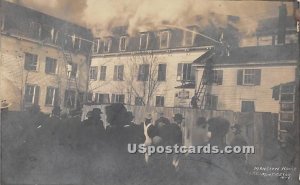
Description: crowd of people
46,103,298,185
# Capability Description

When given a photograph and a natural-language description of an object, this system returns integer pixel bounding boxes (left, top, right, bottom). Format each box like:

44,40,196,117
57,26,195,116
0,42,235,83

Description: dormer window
183,27,196,47
119,36,128,51
160,31,170,49
72,34,81,50
93,38,101,54
139,33,149,50
103,38,112,53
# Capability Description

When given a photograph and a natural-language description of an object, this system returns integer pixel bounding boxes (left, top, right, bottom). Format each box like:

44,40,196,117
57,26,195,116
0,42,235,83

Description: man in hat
155,112,170,125
168,113,184,146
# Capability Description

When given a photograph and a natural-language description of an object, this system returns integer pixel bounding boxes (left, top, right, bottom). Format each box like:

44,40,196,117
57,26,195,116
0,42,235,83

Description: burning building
0,1,93,113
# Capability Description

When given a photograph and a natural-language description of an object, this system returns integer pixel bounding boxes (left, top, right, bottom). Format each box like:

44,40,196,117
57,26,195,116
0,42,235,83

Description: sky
7,0,294,36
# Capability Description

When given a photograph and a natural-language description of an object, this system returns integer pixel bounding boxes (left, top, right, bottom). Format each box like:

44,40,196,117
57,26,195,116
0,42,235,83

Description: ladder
194,55,214,109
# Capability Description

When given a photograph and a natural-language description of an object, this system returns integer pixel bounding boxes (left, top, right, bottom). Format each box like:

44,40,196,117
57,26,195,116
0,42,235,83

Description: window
70,63,78,78
99,66,107,81
183,29,195,46
72,35,81,50
135,97,144,106
237,69,261,86
89,66,98,80
156,96,165,107
138,64,150,81
45,57,57,74
29,22,41,39
177,63,195,82
41,24,55,43
95,93,110,104
139,33,149,50
241,101,255,112
205,94,218,110
160,31,170,49
280,103,294,111
119,36,128,51
93,39,100,54
158,64,167,81
64,90,76,108
211,70,223,85
113,65,124,81
24,53,38,71
103,38,112,53
112,94,125,103
24,84,40,104
45,87,59,106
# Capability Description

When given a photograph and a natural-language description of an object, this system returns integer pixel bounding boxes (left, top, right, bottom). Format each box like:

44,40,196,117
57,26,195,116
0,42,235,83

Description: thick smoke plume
8,0,294,37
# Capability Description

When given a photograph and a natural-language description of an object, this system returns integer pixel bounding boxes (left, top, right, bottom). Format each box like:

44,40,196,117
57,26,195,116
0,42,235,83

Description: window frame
112,94,125,103
45,86,58,106
177,63,195,82
155,96,165,107
24,84,39,105
137,64,150,81
159,31,170,49
211,70,223,85
119,36,128,51
183,29,195,47
45,57,57,74
139,33,149,50
24,53,38,71
93,38,101,54
103,38,112,53
205,94,218,110
99,66,107,81
157,63,167,81
95,93,110,104
113,65,124,81
64,89,76,108
89,66,98,80
241,100,255,112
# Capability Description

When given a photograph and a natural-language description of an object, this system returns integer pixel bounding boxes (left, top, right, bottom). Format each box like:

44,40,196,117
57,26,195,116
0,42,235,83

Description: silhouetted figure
51,106,62,119
155,112,171,125
191,95,198,109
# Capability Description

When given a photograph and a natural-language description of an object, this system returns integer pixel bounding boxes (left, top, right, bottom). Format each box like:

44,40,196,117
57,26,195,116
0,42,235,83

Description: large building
0,1,93,113
88,25,225,107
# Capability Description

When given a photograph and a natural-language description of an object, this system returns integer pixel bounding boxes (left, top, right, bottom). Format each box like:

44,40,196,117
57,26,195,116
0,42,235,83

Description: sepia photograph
0,0,299,184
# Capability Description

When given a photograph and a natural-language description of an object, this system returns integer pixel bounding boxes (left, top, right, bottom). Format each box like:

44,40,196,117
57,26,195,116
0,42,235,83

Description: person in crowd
191,117,209,146
155,112,171,125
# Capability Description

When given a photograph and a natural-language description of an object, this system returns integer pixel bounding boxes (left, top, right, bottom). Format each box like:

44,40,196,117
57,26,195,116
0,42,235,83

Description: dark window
177,63,195,82
103,38,112,53
99,66,107,81
113,65,124,81
138,64,150,81
160,31,170,49
241,101,255,112
73,35,81,50
183,29,195,46
70,63,78,78
156,96,165,107
211,70,223,85
89,66,98,80
24,84,40,104
64,90,76,108
29,22,41,39
119,36,128,51
95,93,110,104
93,39,100,53
45,57,57,74
205,94,218,110
45,87,59,106
139,33,149,50
237,69,261,86
135,97,144,106
24,53,38,71
112,94,125,103
41,24,54,43
158,64,167,81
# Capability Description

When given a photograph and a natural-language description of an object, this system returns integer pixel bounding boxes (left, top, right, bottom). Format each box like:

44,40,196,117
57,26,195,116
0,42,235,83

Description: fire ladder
194,52,214,109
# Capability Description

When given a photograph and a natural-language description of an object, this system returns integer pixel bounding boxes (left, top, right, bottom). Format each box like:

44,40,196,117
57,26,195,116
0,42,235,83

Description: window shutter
112,94,115,103
119,65,124,80
237,69,243,85
254,69,261,85
54,88,59,106
113,66,117,80
34,86,40,104
218,70,223,85
177,63,182,80
145,64,149,81
272,87,280,100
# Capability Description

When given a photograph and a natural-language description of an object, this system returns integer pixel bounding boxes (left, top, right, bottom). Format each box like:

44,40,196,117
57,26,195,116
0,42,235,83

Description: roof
193,44,299,66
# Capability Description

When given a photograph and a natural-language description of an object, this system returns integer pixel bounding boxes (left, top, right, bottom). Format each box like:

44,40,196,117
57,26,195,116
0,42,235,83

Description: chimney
278,3,287,45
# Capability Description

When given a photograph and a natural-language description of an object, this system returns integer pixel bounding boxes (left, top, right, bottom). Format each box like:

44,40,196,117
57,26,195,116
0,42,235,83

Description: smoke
7,0,294,37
